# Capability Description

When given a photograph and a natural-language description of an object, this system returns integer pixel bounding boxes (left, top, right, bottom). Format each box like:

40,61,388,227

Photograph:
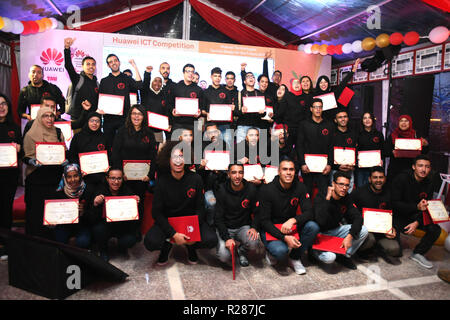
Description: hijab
57,163,86,199
82,112,103,135
289,78,302,96
391,114,416,143
150,75,163,95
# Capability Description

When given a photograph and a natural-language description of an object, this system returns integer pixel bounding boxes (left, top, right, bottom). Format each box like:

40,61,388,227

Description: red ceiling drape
188,0,285,48
80,0,184,32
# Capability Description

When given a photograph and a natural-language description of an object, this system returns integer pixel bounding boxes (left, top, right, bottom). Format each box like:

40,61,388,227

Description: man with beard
159,62,176,96
352,167,401,264
99,54,143,148
18,64,65,121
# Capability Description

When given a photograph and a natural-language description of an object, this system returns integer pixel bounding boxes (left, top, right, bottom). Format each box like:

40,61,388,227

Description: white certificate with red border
243,96,265,113
333,147,356,166
204,151,230,171
43,199,79,225
313,92,337,111
30,104,40,120
394,138,422,150
0,143,18,168
208,104,233,122
175,98,199,116
123,160,151,180
363,208,393,234
427,200,450,223
97,94,125,116
358,150,382,168
54,121,73,142
105,196,139,222
244,164,264,181
305,154,328,173
79,151,109,175
35,142,66,165
129,92,138,106
148,112,170,131
264,165,278,183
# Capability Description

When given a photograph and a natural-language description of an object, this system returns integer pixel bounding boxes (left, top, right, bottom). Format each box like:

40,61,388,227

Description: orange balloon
41,18,52,30
311,44,320,54
362,37,376,51
319,44,328,55
376,33,390,48
36,19,46,32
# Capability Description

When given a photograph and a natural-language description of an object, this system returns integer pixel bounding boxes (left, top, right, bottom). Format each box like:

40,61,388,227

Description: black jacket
0,121,23,179
331,127,358,170
297,117,335,166
203,85,231,112
168,80,204,128
357,129,385,157
278,91,313,130
351,183,391,211
236,88,266,127
18,80,65,117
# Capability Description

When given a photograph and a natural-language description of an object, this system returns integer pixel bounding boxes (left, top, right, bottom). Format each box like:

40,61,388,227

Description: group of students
0,36,443,274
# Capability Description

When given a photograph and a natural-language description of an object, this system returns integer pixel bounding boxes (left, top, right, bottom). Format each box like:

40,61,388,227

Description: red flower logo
290,197,299,207
241,199,250,209
266,98,272,104
419,192,427,200
94,87,99,94
117,83,125,90
322,129,329,136
142,136,150,144
346,138,353,145
97,144,105,151
161,100,166,106
187,188,196,198
40,48,63,66
379,202,387,209
219,92,226,99
190,92,197,98
300,100,305,106
7,131,15,138
373,137,380,143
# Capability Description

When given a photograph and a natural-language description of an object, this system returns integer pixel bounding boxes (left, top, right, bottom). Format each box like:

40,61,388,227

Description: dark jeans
103,116,125,150
394,218,441,255
53,224,92,249
92,220,138,252
302,172,330,198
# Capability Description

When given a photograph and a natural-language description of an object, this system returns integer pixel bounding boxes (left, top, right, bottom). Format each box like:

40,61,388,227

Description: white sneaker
0,255,7,261
289,258,306,275
410,253,433,269
265,252,277,266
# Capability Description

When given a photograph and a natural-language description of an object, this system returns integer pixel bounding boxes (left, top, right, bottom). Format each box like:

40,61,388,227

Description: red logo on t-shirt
117,83,125,90
266,97,272,104
419,192,428,200
94,87,99,94
142,136,150,144
97,144,105,151
256,201,260,207
241,199,250,209
290,197,299,207
346,138,353,145
300,100,305,106
187,188,196,198
322,129,329,136
7,131,15,139
190,92,197,98
340,205,347,214
373,137,380,143
379,202,387,209
161,100,166,107
219,92,226,99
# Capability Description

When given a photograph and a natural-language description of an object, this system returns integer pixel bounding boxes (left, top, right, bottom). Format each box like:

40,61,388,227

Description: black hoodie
18,80,66,117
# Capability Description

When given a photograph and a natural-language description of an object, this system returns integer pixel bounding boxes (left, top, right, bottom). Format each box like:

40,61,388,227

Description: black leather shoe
336,255,357,270
187,246,198,265
157,242,173,266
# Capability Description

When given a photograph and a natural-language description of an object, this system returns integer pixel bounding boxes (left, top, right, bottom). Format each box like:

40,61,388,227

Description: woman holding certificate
23,106,67,237
0,94,23,255
385,115,429,183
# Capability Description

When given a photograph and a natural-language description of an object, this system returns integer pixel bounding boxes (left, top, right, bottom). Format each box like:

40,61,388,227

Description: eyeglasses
131,112,143,117
0,102,7,107
89,119,101,123
107,177,123,182
335,182,350,189
184,70,194,74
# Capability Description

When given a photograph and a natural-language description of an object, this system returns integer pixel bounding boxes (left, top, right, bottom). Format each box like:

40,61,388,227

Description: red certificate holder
147,112,170,131
0,143,18,168
43,199,79,226
337,87,354,107
167,215,202,243
333,147,356,166
35,142,66,165
175,97,199,116
266,224,299,241
312,234,347,255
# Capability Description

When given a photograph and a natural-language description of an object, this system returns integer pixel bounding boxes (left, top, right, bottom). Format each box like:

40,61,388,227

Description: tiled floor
0,231,449,301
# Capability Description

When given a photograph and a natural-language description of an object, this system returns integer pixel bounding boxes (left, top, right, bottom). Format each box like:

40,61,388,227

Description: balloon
311,44,320,54
327,45,335,55
351,40,362,53
20,21,29,35
376,33,390,48
342,43,352,54
28,20,39,34
36,19,46,32
429,26,449,44
0,17,4,30
335,44,343,55
49,17,58,29
304,43,313,54
390,32,403,46
11,20,24,34
362,37,376,51
319,44,328,55
56,20,64,30
1,17,13,33
297,44,305,52
41,18,52,31
404,31,420,46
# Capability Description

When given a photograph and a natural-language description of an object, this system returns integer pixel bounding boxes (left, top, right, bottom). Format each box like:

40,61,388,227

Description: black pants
0,171,18,245
103,116,125,150
144,220,218,252
394,217,441,255
92,220,138,252
302,172,330,197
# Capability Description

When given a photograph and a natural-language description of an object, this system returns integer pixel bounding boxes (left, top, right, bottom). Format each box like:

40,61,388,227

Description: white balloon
298,44,305,52
56,21,64,30
49,17,58,29
352,40,362,53
1,17,13,33
445,234,450,253
342,43,352,54
429,26,449,44
11,20,24,34
304,43,313,54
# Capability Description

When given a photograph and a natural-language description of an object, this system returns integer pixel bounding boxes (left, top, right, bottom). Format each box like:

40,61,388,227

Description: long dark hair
360,112,377,132
125,104,150,136
156,140,193,174
0,93,14,124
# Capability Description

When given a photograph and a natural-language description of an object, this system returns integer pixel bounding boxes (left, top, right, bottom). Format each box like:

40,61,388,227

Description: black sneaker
157,242,173,266
376,247,401,265
99,251,110,262
237,247,249,267
187,246,198,265
336,255,357,270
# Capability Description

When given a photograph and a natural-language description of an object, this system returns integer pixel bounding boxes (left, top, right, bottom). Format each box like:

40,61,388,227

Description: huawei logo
40,48,64,66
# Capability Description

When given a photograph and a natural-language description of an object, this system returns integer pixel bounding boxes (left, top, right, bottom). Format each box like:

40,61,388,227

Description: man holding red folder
312,171,368,270
259,159,320,275
143,141,217,265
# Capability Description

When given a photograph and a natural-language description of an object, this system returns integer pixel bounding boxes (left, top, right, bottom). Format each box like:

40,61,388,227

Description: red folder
312,234,347,255
167,215,201,242
265,224,299,241
337,87,354,107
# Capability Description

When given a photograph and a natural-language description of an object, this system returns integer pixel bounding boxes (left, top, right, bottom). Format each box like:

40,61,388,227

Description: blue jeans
54,224,92,249
262,221,320,261
356,168,371,188
217,124,233,147
313,224,369,264
204,190,216,226
216,226,261,263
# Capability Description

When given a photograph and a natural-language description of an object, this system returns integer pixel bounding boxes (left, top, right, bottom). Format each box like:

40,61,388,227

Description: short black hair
123,69,132,75
413,154,431,166
106,54,119,64
312,98,323,106
40,95,56,105
273,70,282,77
205,122,218,130
370,166,385,176
106,166,123,177
257,74,269,82
333,170,351,182
225,71,235,78
280,158,295,167
82,56,96,65
211,67,222,75
228,163,244,171
183,63,195,73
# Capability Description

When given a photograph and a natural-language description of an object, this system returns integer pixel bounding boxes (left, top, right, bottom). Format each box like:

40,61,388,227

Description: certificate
427,200,450,223
208,104,233,122
168,215,201,242
35,142,66,165
0,143,18,168
97,93,124,116
304,154,328,173
333,147,356,166
123,160,151,180
54,121,73,142
30,104,40,120
262,106,274,121
242,96,265,113
43,199,79,225
244,164,264,181
363,208,393,234
265,224,299,241
105,196,139,222
357,150,382,168
264,165,278,183
204,151,230,171
175,97,199,116
148,112,170,131
129,92,138,106
79,151,109,175
313,92,337,111
394,138,422,158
